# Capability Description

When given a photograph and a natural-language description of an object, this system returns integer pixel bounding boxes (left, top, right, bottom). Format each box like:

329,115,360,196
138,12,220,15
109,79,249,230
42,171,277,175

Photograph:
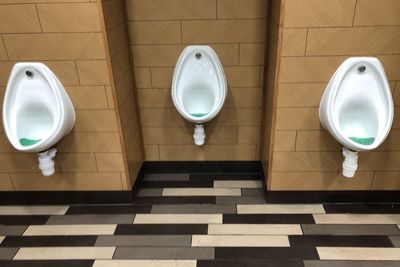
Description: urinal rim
321,57,394,151
3,62,66,152
171,45,227,124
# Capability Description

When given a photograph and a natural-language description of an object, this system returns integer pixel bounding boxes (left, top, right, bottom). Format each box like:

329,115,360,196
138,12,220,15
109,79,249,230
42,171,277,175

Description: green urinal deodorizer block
349,136,375,145
191,113,208,118
19,138,42,147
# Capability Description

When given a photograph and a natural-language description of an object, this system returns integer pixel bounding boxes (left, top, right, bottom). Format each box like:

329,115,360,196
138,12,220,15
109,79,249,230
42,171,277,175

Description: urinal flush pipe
38,147,57,176
342,147,358,178
193,124,205,146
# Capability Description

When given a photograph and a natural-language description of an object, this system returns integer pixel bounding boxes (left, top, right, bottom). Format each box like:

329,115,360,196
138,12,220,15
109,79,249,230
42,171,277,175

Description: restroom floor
0,173,400,267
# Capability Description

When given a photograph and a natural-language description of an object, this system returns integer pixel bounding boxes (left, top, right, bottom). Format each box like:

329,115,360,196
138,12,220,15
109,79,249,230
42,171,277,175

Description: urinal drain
25,70,34,78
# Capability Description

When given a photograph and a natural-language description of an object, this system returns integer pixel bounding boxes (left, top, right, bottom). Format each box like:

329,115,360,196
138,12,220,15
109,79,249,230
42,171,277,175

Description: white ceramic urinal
172,46,227,145
3,63,75,176
319,57,393,177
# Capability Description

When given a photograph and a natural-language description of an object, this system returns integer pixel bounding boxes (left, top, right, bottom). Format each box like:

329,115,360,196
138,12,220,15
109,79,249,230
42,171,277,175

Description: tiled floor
1,172,400,266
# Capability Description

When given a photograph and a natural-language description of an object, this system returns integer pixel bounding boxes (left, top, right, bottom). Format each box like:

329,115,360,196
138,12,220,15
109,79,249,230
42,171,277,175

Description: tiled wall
101,0,144,188
267,0,400,190
126,0,267,160
0,0,139,191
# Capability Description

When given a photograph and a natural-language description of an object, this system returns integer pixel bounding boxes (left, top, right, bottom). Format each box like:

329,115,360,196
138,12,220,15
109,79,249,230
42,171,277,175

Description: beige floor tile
0,206,68,215
93,260,197,267
134,214,222,224
213,180,263,188
191,235,289,247
162,188,241,196
208,224,302,235
23,225,116,236
237,204,325,214
0,236,4,244
14,247,115,260
314,214,400,224
317,247,400,260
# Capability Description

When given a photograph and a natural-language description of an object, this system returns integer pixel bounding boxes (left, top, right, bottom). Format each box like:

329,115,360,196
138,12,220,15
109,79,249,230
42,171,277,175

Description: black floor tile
0,236,97,247
141,181,213,188
134,196,215,205
65,204,152,214
114,224,208,235
0,216,49,225
197,259,304,267
0,260,94,267
215,247,319,260
323,204,400,214
289,235,394,247
189,173,261,181
223,214,315,224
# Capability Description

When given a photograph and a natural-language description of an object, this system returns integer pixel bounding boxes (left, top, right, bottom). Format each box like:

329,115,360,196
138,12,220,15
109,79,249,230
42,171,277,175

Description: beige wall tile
281,29,307,56
105,86,115,109
372,172,400,190
277,83,326,107
283,0,356,28
134,68,152,88
76,60,111,85
354,0,400,26
129,21,181,44
95,153,125,172
107,23,129,57
211,44,239,66
74,110,119,132
295,130,341,151
4,33,106,60
56,153,98,172
359,151,400,171
126,0,216,20
140,108,186,127
270,171,374,190
0,173,14,191
378,130,400,150
279,57,346,83
226,88,263,108
217,0,267,19
12,172,123,190
273,131,296,151
37,3,101,32
0,4,41,33
150,67,174,88
225,66,260,87
144,145,159,160
159,144,257,160
111,47,130,81
58,132,122,153
114,72,132,105
138,89,173,108
0,154,39,173
66,86,109,109
209,107,262,127
378,55,400,81
394,82,400,106
0,38,7,61
307,27,400,56
182,20,266,44
275,108,321,130
272,151,342,172
238,126,261,144
239,43,265,65
132,45,182,67
102,0,124,29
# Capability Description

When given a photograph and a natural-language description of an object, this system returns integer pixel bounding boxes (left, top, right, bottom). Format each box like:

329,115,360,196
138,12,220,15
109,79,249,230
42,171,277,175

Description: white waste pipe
193,124,205,146
342,147,358,178
38,147,57,176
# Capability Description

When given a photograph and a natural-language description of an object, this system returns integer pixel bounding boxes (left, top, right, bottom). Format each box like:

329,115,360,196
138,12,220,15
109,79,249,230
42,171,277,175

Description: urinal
172,46,227,145
319,57,393,177
3,62,75,176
